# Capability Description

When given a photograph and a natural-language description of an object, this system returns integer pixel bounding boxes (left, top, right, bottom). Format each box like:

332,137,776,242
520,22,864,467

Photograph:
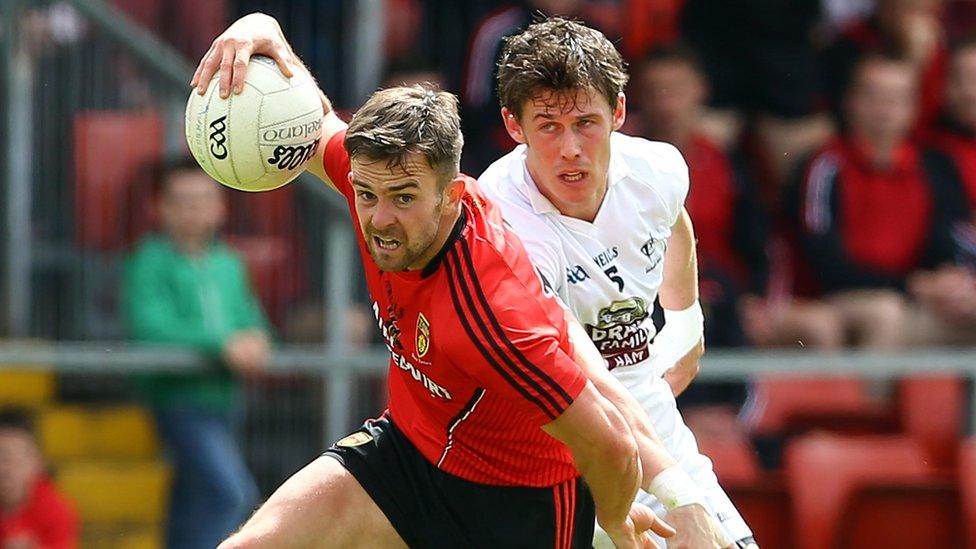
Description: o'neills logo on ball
261,119,322,142
267,139,319,171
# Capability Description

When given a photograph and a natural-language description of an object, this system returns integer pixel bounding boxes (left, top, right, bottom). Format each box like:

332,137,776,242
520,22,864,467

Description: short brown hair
497,17,629,119
345,85,463,186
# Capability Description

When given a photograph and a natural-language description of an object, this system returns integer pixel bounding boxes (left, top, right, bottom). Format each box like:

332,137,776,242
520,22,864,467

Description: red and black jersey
323,131,587,487
789,136,966,294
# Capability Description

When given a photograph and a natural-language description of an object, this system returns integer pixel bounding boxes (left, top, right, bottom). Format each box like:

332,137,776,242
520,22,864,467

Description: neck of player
412,202,463,271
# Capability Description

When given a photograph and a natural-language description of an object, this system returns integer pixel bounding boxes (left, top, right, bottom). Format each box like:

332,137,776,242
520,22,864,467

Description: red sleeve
323,129,352,198
441,236,586,427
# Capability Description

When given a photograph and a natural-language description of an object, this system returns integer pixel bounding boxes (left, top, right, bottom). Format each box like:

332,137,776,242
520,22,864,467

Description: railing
3,343,975,441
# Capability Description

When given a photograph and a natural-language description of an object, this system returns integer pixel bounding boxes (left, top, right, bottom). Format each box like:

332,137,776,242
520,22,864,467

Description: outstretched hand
191,13,301,98
599,503,676,549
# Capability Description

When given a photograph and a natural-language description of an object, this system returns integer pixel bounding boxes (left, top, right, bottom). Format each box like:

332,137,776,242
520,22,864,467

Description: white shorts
611,362,754,546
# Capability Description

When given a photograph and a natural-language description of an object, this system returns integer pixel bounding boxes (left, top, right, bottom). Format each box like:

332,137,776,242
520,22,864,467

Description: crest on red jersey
416,313,431,358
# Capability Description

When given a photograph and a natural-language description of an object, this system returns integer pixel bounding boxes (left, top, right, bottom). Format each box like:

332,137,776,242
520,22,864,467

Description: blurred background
2,0,976,548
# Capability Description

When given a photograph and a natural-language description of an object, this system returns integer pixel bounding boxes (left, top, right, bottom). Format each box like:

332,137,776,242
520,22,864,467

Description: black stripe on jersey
437,387,486,468
457,238,575,410
445,249,560,420
447,387,486,432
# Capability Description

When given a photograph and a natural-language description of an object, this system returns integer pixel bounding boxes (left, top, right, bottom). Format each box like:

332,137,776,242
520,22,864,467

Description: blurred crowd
4,1,976,546
365,0,976,352
12,0,976,352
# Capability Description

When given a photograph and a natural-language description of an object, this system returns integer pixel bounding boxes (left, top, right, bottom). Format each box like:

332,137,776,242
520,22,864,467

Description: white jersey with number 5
480,132,684,371
479,131,754,545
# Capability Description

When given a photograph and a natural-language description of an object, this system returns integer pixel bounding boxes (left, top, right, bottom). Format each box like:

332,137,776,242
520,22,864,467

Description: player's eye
539,122,558,133
395,194,415,205
578,119,594,128
356,190,377,202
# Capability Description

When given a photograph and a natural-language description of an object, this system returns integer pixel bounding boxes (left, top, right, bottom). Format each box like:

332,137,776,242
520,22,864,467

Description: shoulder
455,196,558,308
125,235,172,270
32,477,77,518
614,133,688,179
613,133,689,222
478,146,524,200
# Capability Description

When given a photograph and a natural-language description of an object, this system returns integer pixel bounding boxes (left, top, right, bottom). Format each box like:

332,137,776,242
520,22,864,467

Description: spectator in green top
122,157,269,549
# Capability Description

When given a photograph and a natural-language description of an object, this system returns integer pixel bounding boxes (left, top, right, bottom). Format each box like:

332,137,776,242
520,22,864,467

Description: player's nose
559,129,582,160
370,200,398,230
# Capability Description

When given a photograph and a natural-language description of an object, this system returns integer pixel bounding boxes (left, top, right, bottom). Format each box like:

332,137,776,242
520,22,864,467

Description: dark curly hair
497,17,629,119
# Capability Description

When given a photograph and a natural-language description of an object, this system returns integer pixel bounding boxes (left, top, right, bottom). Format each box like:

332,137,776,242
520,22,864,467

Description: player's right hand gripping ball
185,55,323,192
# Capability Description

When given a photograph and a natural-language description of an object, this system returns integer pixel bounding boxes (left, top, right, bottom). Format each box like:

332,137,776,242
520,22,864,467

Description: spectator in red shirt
0,409,78,549
790,54,969,347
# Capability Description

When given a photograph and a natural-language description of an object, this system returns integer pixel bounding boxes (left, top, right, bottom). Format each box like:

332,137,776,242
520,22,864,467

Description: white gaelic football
185,55,323,192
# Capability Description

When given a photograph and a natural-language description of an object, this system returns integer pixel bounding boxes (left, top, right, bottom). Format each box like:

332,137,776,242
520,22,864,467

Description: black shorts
323,416,595,549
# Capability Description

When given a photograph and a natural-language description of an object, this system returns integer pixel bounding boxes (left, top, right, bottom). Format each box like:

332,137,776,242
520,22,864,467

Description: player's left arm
655,207,705,396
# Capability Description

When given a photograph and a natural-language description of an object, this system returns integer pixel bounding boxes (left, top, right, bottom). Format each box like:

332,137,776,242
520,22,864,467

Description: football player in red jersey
193,13,678,549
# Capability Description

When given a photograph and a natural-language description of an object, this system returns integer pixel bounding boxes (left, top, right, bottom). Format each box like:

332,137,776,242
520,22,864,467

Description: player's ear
612,93,626,132
444,176,466,206
501,107,527,144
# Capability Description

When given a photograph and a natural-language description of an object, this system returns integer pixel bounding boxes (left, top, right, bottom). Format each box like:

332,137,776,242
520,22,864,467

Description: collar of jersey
510,134,631,218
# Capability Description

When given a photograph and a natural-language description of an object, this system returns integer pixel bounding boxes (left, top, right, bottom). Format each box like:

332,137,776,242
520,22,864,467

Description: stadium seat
56,460,170,524
960,439,976,548
225,234,305,326
726,476,793,549
0,369,55,407
695,435,762,485
836,480,963,549
82,525,162,549
224,184,297,238
785,434,943,549
73,110,163,250
38,405,160,461
743,375,895,436
896,374,966,469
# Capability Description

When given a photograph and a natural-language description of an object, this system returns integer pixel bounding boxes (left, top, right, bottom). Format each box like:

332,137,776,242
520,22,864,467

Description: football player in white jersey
479,18,757,549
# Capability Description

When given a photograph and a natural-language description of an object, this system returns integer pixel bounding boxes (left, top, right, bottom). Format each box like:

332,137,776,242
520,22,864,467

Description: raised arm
190,12,347,190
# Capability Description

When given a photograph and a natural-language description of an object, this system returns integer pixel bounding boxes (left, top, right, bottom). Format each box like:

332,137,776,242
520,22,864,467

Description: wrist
651,300,704,377
648,465,708,512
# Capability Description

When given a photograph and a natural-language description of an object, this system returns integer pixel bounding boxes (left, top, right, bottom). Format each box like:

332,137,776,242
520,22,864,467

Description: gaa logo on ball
185,55,324,192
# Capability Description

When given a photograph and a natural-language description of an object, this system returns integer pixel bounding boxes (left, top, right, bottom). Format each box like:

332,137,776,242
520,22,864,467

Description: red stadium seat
73,110,163,250
960,439,976,548
836,480,963,549
695,435,761,485
743,375,894,436
785,435,941,549
224,234,305,327
896,374,966,469
726,476,793,549
224,185,297,238
697,435,786,548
